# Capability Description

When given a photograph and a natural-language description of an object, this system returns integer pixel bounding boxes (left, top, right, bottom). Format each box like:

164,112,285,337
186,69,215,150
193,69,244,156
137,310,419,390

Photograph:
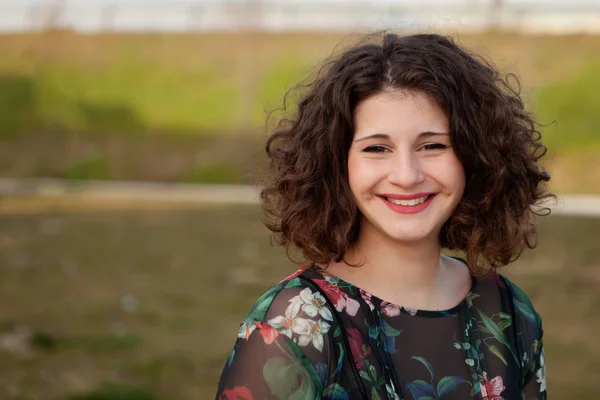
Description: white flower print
267,297,311,339
403,306,418,316
237,321,257,339
297,319,331,352
298,287,333,321
521,351,529,368
535,348,546,392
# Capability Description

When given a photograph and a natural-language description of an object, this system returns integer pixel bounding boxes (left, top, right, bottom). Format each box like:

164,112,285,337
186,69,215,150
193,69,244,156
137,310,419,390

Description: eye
362,145,389,153
421,143,448,151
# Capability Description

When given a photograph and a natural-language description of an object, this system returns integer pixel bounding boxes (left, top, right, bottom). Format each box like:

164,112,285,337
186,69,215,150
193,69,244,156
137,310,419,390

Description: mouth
379,194,436,207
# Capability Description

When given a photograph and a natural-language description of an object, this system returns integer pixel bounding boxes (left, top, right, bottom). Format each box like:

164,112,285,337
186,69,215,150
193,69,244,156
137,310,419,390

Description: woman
216,33,550,400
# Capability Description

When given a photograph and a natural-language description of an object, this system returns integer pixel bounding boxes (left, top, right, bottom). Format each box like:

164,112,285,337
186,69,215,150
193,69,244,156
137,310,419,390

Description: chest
334,308,523,400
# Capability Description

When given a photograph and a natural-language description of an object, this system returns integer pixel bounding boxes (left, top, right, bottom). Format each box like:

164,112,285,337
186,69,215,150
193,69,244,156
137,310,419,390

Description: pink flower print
480,372,505,400
491,272,506,289
278,266,309,283
313,278,360,316
347,327,370,368
253,321,280,345
381,301,401,317
220,386,254,400
359,289,375,311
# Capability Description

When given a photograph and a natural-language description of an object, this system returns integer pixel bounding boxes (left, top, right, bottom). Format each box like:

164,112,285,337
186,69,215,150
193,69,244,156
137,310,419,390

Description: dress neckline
307,261,477,318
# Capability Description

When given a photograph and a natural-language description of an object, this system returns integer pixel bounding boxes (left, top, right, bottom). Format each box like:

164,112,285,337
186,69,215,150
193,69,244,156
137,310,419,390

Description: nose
387,152,425,188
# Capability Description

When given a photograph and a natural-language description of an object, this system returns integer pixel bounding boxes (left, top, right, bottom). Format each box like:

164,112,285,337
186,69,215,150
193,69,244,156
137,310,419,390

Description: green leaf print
287,340,325,392
333,326,341,338
333,342,344,376
498,319,512,332
514,299,537,323
406,357,470,399
323,383,348,399
437,376,470,397
370,387,384,400
411,356,434,380
470,385,479,396
465,292,480,307
246,283,283,322
488,344,508,366
368,324,380,340
285,277,302,288
499,312,512,320
263,357,319,400
506,280,538,324
368,365,378,382
359,370,374,384
405,380,434,399
382,320,401,337
476,308,518,363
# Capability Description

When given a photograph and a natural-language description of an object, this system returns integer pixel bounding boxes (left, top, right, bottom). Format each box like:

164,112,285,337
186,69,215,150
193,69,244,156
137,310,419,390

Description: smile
379,193,437,214
384,195,430,206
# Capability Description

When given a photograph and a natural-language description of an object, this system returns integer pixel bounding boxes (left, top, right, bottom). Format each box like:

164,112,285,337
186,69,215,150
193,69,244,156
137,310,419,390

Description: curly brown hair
260,32,552,275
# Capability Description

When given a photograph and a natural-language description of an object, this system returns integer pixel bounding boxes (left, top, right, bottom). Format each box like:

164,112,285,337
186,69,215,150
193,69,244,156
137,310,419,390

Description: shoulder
238,266,338,352
498,274,542,331
473,272,542,335
497,274,545,383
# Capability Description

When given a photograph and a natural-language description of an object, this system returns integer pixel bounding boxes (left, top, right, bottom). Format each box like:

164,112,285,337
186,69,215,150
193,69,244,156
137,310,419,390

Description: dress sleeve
521,327,547,400
216,285,336,400
503,276,547,400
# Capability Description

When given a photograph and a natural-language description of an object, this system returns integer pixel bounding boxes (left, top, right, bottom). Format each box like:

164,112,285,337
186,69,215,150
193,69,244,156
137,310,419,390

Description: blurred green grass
0,200,598,399
0,32,599,191
1,32,599,146
536,60,600,151
0,33,316,138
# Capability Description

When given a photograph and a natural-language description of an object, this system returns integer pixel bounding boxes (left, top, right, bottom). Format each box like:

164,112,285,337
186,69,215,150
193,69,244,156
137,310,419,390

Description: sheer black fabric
216,265,546,400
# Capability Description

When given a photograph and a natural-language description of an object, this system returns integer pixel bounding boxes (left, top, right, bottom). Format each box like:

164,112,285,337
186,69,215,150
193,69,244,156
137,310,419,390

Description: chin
380,225,435,244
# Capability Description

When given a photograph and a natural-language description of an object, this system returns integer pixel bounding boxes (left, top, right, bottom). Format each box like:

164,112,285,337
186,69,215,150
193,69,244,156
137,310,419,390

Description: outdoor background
0,0,599,399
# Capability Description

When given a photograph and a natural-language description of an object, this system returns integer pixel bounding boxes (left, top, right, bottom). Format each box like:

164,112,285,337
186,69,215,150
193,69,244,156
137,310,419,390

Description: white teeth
386,195,429,206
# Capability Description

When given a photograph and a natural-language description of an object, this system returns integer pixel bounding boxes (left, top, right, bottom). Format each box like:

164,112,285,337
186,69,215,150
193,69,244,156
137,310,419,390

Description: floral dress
216,264,546,400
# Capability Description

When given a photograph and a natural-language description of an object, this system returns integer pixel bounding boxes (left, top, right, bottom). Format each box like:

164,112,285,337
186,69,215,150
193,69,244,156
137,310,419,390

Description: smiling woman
347,91,466,245
215,33,552,400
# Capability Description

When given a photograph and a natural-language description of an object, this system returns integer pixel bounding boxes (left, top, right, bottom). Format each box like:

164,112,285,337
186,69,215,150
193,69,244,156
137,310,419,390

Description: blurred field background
1,199,599,399
1,0,600,399
1,31,600,191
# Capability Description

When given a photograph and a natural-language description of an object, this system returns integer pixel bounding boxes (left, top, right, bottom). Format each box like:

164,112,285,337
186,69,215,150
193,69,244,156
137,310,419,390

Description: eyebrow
354,131,449,142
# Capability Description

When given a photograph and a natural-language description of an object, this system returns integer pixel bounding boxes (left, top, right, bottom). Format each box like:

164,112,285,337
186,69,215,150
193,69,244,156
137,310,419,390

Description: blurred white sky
6,0,600,4
2,0,600,33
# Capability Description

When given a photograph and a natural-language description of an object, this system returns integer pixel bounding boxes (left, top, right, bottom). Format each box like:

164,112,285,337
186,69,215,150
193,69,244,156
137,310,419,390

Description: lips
378,192,436,206
384,195,431,206
378,193,437,214
379,192,436,200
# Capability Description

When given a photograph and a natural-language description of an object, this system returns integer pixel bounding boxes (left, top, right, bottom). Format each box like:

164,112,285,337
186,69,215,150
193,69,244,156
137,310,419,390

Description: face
348,90,466,245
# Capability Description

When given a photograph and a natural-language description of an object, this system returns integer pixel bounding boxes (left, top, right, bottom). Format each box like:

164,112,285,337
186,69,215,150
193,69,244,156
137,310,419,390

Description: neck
330,221,448,309
351,227,442,288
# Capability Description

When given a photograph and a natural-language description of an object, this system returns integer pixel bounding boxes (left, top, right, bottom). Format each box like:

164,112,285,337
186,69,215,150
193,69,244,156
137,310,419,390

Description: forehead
353,90,448,139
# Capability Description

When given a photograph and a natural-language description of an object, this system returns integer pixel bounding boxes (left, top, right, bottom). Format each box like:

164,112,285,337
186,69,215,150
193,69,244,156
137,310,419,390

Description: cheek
347,153,362,189
443,156,466,195
347,156,382,193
